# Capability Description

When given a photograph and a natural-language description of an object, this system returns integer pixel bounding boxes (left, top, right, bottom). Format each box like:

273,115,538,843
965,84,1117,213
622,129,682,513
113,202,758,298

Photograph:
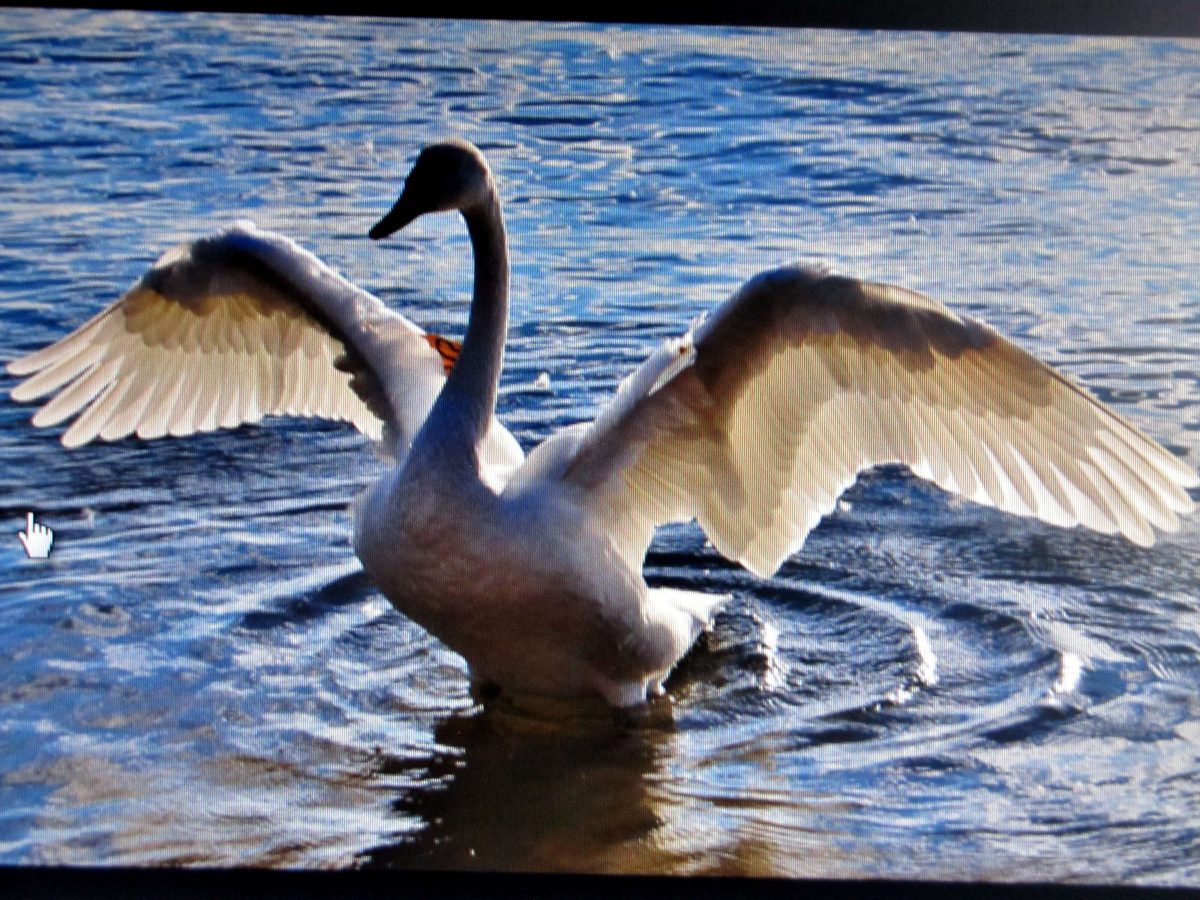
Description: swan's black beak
369,193,419,241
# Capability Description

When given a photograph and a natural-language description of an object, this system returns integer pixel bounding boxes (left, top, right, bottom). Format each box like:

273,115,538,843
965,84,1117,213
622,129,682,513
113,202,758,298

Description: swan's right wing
556,266,1196,577
8,222,521,474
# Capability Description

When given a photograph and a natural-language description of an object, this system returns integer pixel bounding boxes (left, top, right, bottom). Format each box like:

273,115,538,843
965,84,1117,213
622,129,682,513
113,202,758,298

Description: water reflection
362,700,676,873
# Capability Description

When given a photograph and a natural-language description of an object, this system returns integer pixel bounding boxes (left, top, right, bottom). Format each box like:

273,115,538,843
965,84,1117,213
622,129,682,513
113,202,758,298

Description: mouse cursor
18,512,53,559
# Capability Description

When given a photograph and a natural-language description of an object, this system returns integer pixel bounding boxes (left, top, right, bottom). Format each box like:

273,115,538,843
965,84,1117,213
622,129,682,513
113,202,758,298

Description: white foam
1050,651,1083,697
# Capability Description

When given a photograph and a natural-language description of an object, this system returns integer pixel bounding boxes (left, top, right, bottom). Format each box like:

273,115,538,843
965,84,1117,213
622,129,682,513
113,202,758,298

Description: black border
2,0,1200,36
5,867,1200,900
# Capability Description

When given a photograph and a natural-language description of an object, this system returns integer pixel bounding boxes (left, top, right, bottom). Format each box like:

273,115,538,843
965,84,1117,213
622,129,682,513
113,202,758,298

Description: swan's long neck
419,190,508,466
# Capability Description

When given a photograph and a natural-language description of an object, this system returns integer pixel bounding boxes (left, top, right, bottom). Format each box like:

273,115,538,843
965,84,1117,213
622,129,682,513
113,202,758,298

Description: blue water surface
1,10,1199,881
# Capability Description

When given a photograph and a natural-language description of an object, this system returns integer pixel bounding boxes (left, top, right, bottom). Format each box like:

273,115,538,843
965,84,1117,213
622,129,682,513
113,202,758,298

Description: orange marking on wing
424,333,461,375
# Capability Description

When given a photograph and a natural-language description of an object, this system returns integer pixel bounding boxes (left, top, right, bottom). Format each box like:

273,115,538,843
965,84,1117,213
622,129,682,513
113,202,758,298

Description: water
1,10,1199,882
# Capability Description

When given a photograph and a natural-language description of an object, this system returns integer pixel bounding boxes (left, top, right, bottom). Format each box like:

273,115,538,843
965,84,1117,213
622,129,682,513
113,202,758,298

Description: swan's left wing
7,222,522,481
557,266,1196,577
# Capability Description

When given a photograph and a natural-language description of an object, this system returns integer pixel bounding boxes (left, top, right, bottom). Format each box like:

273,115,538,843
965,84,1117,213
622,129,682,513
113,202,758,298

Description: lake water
1,9,1199,884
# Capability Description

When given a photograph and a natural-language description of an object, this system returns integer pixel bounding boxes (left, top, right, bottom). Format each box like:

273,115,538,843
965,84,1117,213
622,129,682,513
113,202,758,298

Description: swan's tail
651,587,727,635
622,588,727,705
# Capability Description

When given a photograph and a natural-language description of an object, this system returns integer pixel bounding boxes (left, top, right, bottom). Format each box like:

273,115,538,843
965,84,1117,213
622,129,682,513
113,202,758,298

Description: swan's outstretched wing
557,266,1196,577
8,221,523,477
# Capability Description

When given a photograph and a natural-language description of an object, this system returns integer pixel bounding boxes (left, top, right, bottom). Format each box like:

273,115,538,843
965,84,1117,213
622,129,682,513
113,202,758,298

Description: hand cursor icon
19,513,53,559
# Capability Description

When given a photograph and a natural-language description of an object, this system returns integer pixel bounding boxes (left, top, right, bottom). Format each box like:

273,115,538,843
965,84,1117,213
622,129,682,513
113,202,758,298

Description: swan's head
369,139,494,240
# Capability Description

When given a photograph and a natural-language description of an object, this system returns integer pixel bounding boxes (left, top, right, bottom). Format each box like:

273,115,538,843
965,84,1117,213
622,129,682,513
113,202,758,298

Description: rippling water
2,10,1199,883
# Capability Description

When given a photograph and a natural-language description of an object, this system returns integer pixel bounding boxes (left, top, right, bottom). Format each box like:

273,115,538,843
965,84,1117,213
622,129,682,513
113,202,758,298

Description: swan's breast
353,469,667,698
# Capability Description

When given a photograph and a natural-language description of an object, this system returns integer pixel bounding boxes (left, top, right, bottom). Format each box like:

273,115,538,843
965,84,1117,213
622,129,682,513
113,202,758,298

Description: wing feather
62,375,128,448
559,265,1195,576
8,221,523,478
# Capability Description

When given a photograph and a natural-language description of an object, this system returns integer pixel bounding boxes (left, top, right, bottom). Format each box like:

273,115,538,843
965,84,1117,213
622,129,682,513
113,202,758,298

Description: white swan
8,139,1196,706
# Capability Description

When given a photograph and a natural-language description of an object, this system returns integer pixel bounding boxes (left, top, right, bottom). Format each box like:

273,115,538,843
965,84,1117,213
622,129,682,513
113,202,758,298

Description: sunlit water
2,10,1200,883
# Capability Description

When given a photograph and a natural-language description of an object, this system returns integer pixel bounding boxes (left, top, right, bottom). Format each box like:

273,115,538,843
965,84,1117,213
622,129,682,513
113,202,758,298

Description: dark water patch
237,570,375,632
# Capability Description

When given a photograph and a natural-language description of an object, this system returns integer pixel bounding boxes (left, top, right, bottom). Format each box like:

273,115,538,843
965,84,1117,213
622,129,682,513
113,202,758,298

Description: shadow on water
359,699,676,873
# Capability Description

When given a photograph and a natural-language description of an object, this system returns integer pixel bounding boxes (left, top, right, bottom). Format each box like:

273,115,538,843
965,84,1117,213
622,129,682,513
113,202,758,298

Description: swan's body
8,139,1196,706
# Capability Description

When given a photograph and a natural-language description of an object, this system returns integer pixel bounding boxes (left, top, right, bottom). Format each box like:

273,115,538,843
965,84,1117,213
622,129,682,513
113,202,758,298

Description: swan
8,138,1196,706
